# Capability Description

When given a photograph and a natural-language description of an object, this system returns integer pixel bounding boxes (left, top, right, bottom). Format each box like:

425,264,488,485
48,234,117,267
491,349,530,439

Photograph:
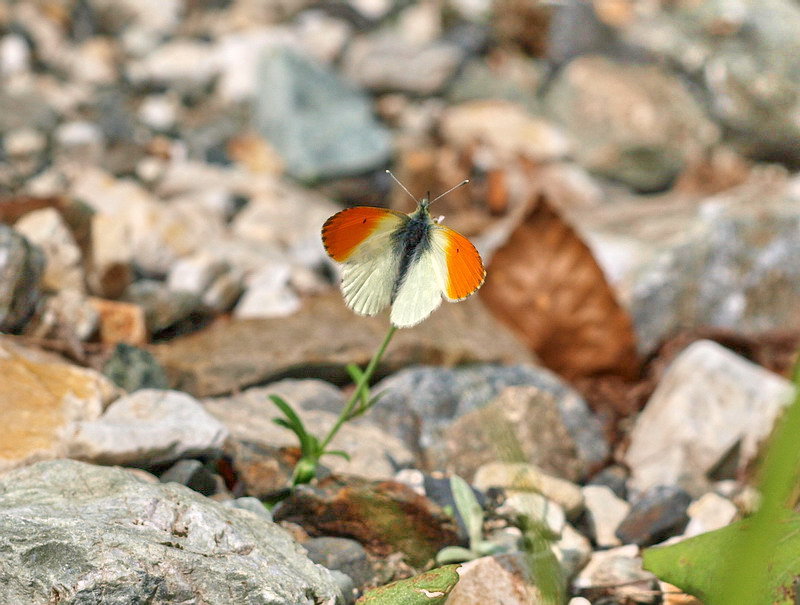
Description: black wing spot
362,218,367,224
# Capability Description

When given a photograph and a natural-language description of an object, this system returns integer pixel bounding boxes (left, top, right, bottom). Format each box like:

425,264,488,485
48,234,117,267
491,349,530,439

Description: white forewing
390,244,449,328
340,216,404,317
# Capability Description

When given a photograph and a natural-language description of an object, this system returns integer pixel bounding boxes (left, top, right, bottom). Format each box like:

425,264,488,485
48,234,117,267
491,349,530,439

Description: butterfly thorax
391,202,434,300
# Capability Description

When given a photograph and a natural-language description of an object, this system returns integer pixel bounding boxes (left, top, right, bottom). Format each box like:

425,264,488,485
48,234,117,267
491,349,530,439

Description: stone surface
66,389,228,467
620,0,800,163
0,337,118,471
445,553,548,605
167,252,229,296
684,492,738,538
0,460,343,604
0,224,44,332
88,297,148,345
254,46,392,181
555,523,592,580
545,55,718,192
573,545,658,603
13,207,85,293
25,289,99,341
122,279,204,334
343,35,463,95
273,475,459,567
160,459,220,497
203,384,414,481
473,462,584,518
234,262,302,318
625,340,794,493
616,486,691,547
152,292,532,397
87,211,133,298
303,537,372,588
428,382,607,482
500,491,566,539
102,343,169,392
582,485,630,548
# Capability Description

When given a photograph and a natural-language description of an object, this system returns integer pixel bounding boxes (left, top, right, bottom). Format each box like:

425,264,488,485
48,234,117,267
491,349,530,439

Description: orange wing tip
322,206,395,262
443,230,486,301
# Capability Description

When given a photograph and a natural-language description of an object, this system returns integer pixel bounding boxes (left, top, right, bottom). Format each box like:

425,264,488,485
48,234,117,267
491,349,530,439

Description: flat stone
0,224,44,332
446,553,548,605
66,389,228,467
582,485,630,548
0,337,118,472
684,492,738,538
616,486,691,547
152,291,532,397
273,475,459,568
203,384,414,482
625,340,794,493
0,460,343,604
473,462,584,517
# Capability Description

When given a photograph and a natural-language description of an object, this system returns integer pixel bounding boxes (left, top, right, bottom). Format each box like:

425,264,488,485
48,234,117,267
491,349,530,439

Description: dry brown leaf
480,194,640,381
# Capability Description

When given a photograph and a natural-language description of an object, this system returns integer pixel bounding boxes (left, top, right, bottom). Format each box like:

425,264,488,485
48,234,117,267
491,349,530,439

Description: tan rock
0,337,118,471
446,553,547,605
151,290,532,398
88,297,147,345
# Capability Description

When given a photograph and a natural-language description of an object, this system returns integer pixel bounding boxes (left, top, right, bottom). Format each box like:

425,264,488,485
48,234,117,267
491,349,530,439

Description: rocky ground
1,0,799,603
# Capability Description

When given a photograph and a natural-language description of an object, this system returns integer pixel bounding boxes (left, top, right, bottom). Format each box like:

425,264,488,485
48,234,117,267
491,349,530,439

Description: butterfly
322,174,486,328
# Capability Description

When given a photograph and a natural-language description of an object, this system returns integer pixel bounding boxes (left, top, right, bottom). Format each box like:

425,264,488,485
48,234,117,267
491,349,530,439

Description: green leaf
450,475,484,549
643,514,800,604
435,546,478,565
346,363,370,410
357,564,461,604
322,449,351,461
268,395,308,442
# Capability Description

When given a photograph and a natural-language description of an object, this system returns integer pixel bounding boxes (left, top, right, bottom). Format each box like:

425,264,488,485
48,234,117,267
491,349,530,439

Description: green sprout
269,325,396,485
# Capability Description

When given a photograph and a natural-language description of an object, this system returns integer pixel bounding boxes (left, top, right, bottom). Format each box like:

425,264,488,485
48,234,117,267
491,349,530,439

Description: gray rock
544,55,718,192
616,486,691,547
160,459,219,496
102,343,169,392
222,496,274,522
371,365,608,480
303,537,372,588
66,389,229,467
621,0,800,162
122,279,204,334
0,460,343,605
625,340,794,493
0,225,44,332
234,262,301,319
254,46,392,181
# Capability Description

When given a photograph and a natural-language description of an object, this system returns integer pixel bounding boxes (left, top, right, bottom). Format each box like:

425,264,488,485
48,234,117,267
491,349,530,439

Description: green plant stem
319,324,397,452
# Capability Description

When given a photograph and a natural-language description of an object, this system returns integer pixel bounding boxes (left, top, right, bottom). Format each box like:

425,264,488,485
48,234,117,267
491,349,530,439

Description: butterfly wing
390,222,485,328
431,223,486,302
322,206,407,317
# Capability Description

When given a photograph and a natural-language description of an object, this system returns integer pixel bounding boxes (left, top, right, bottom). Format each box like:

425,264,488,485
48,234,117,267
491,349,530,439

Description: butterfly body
322,197,485,328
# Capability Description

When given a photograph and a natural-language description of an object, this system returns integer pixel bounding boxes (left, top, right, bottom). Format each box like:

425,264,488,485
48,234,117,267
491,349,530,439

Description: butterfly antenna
430,179,469,205
386,170,418,203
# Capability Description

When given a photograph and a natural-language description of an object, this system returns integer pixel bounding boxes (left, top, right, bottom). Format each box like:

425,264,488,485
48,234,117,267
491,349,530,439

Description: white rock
501,492,566,538
684,492,738,537
625,340,794,493
54,120,104,164
88,212,133,298
3,128,46,157
568,598,592,605
473,462,584,517
14,207,85,293
582,485,631,548
573,545,657,600
167,253,229,295
0,34,31,75
138,94,179,131
67,389,229,467
555,523,592,579
70,167,156,216
127,40,220,90
294,12,352,65
234,263,301,318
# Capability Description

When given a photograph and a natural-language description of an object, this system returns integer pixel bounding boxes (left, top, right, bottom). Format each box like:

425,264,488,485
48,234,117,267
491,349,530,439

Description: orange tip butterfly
322,172,486,328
